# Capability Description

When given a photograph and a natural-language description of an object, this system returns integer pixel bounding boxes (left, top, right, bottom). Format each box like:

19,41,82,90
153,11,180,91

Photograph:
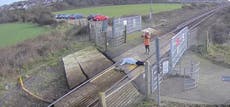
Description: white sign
162,60,169,74
123,20,127,26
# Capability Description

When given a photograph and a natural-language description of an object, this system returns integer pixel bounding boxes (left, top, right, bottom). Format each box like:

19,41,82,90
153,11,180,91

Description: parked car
74,14,84,19
93,15,109,21
55,14,65,19
87,14,96,21
69,14,76,20
69,14,84,20
56,14,84,20
63,14,70,19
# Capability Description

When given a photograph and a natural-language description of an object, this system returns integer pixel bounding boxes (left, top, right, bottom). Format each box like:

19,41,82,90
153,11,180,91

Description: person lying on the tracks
115,57,144,73
119,57,144,66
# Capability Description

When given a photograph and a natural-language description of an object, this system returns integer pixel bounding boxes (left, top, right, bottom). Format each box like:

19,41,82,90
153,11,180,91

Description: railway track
48,5,227,107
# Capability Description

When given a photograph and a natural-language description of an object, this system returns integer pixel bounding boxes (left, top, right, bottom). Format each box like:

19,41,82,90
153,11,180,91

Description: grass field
0,23,50,47
55,4,182,17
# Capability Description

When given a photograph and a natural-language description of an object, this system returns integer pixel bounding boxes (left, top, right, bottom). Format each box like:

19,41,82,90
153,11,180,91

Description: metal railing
184,62,200,90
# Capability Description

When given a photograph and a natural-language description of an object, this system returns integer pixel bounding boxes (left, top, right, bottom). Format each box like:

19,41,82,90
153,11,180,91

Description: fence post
155,37,161,107
99,92,107,107
206,30,209,53
124,25,127,43
88,21,91,41
169,36,173,74
104,32,107,51
191,61,194,77
145,61,151,100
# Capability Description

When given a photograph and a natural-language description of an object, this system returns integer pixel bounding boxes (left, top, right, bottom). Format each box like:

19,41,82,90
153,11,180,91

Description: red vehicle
93,15,109,21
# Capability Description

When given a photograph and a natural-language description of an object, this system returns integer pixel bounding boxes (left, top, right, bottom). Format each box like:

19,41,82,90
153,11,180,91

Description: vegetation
0,21,94,105
55,4,182,17
193,7,230,67
0,6,56,25
0,23,51,47
51,0,174,11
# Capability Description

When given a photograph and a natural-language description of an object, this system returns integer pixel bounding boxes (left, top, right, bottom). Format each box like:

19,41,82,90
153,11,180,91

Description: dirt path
160,51,230,104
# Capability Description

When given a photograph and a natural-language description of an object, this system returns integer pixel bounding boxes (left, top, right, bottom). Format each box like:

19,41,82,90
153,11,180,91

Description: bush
211,23,229,44
0,6,56,26
0,29,68,78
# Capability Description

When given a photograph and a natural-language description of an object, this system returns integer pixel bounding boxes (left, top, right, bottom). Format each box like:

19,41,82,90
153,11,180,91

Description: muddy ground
0,4,216,107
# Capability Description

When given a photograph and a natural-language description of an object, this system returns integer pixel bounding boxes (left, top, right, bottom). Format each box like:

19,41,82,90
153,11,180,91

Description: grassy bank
55,4,182,17
0,23,51,47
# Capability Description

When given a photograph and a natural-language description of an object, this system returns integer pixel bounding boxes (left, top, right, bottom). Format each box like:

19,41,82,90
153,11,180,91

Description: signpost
155,37,161,107
123,20,127,43
162,60,169,74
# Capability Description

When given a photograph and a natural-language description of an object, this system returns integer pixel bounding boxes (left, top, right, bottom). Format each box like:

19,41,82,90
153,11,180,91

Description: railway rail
48,5,228,107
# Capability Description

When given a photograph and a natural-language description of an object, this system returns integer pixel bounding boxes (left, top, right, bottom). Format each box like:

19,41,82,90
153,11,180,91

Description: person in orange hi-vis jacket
142,32,151,54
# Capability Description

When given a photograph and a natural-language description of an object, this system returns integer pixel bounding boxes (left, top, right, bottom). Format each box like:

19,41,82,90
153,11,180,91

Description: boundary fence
89,16,142,51
112,16,142,37
184,61,200,90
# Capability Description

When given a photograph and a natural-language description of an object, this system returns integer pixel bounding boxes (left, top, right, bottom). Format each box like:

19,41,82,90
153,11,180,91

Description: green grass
55,4,182,17
0,23,50,47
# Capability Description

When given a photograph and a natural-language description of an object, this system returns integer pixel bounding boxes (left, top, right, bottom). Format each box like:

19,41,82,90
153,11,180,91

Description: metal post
88,22,91,41
99,92,107,107
104,32,107,52
149,0,153,26
149,0,153,20
145,61,151,100
190,61,194,77
124,25,127,43
94,22,97,46
155,37,161,107
206,30,209,53
169,37,173,73
183,68,186,91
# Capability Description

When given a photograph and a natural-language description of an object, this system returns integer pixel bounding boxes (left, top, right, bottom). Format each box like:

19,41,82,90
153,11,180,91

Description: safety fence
170,27,189,69
89,16,142,51
56,19,88,26
112,16,142,37
184,61,200,90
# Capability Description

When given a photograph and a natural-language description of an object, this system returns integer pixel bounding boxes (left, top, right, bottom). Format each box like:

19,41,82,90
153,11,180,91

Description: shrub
211,23,229,44
0,6,56,26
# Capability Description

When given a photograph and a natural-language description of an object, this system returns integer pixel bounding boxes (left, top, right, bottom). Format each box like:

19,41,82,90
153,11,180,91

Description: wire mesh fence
89,16,142,51
112,16,142,37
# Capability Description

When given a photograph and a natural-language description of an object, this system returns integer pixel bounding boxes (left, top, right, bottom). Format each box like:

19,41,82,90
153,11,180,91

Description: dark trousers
145,45,150,53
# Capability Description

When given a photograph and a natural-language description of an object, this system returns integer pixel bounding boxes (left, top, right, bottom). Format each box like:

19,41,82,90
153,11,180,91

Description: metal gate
89,20,110,51
151,65,163,93
170,27,189,69
184,61,200,90
112,16,142,37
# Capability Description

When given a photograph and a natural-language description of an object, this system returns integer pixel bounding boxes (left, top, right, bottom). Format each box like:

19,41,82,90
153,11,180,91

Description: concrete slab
63,47,113,89
74,47,113,78
63,56,87,89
